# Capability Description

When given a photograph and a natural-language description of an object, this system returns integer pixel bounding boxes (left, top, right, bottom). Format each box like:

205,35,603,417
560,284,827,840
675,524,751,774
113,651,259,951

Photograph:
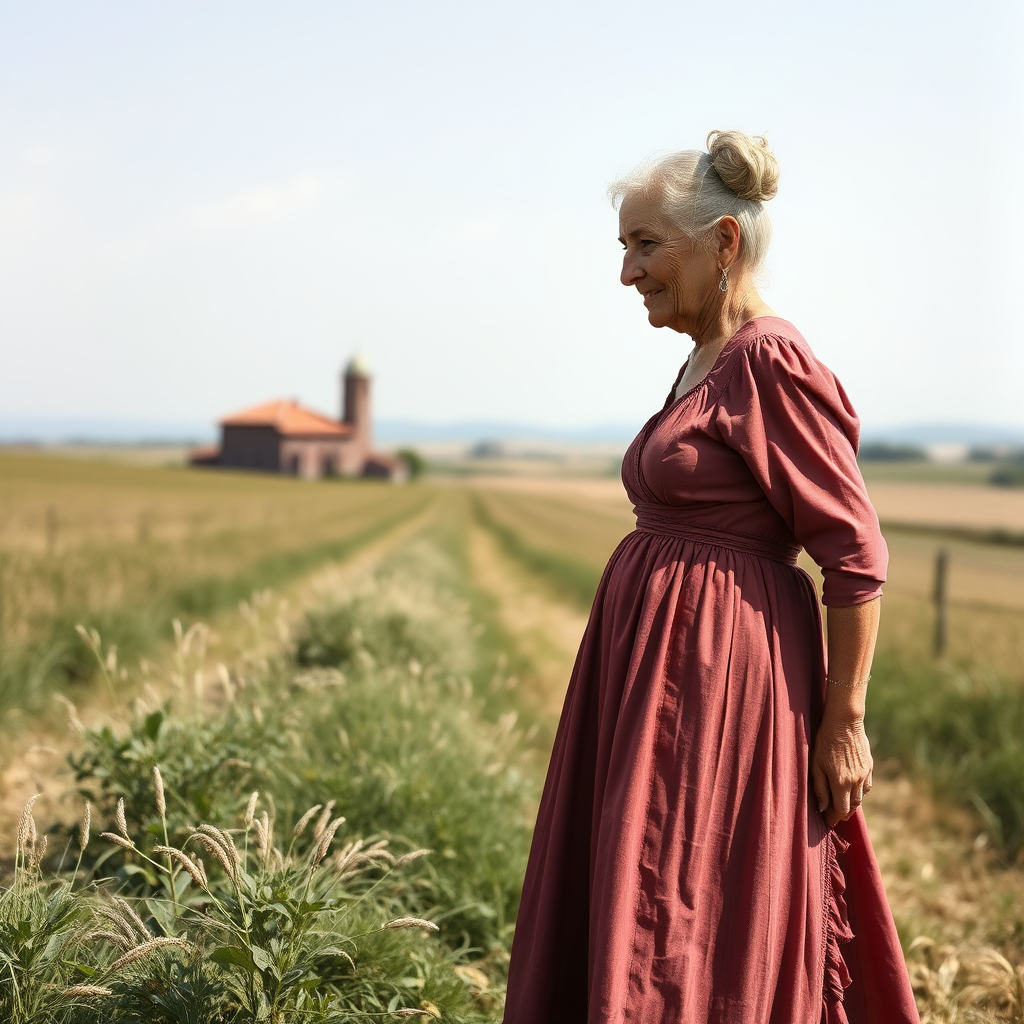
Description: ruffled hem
822,829,854,1024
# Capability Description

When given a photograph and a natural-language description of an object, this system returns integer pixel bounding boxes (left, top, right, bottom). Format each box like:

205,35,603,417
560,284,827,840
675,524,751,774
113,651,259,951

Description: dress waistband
633,504,801,565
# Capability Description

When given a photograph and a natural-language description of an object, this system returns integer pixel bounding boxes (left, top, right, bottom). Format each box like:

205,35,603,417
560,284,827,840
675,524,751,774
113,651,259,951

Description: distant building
189,356,408,482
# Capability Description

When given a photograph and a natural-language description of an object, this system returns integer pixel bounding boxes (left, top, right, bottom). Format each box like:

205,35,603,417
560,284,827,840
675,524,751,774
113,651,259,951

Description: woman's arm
811,597,879,827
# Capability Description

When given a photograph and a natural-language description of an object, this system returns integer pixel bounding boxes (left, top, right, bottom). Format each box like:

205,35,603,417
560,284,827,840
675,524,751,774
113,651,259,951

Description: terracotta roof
220,399,353,437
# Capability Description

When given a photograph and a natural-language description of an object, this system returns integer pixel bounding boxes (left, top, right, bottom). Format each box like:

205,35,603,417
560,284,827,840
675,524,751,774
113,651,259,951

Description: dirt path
0,499,440,850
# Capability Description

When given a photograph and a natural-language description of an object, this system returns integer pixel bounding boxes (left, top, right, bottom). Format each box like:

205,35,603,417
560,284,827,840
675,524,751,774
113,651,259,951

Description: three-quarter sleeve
713,332,887,606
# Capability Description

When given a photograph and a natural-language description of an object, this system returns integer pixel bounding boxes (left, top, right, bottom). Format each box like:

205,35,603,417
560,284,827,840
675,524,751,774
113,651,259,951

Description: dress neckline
665,315,790,411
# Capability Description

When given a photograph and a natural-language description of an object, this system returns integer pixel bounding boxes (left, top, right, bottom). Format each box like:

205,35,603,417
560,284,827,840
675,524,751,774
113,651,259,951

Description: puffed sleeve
714,332,887,607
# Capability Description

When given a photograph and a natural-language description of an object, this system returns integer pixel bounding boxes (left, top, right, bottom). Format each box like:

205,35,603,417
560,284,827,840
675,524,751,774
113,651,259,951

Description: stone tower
342,354,372,455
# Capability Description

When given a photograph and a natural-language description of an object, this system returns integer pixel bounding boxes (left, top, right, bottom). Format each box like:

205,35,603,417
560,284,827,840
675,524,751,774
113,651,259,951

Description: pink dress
503,318,919,1024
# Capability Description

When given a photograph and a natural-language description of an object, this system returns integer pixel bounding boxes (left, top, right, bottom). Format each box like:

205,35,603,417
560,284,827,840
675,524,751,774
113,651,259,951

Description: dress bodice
621,316,887,607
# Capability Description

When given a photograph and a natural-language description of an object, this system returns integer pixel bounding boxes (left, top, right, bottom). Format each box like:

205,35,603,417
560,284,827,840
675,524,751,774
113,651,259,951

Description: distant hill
861,422,1024,447
3,416,1023,449
0,418,216,445
374,419,638,444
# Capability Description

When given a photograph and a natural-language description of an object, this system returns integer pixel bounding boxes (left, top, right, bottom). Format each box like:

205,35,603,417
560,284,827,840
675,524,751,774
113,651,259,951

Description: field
3,450,1024,1021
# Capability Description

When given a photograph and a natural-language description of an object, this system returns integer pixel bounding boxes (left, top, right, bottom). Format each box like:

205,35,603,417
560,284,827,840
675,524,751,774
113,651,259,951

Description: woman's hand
814,599,880,827
811,710,873,828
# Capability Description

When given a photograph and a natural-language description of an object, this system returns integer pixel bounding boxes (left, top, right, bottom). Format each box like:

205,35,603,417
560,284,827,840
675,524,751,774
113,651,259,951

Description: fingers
817,770,871,826
812,764,831,815
832,784,852,821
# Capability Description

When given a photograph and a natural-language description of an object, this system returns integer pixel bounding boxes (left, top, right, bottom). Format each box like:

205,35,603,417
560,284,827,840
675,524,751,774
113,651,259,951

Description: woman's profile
502,131,919,1024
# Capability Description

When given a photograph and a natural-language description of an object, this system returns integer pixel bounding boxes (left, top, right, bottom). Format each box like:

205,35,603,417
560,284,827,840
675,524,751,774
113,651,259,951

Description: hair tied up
706,130,779,203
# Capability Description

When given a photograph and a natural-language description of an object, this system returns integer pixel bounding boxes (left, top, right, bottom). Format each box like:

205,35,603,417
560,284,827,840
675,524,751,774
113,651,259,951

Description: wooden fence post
933,547,948,658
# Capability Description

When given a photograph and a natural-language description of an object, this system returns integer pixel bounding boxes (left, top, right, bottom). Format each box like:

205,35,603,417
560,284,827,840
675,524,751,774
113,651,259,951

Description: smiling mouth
642,289,663,302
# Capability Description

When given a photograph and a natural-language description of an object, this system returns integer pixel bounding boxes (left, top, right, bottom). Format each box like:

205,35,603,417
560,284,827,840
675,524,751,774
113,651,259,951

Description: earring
718,267,729,293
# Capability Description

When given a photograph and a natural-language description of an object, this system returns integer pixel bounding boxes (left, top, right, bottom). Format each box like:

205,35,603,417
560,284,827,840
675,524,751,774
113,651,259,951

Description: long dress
503,317,919,1024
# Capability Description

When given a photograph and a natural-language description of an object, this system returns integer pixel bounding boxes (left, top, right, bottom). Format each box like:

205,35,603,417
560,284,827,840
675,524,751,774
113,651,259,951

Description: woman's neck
690,286,774,350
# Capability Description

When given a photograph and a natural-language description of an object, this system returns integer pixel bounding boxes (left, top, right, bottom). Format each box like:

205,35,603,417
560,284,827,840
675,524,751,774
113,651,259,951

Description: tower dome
345,354,371,378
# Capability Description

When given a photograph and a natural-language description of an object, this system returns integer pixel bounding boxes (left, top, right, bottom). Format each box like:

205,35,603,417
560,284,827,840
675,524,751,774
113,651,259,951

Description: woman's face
618,194,719,334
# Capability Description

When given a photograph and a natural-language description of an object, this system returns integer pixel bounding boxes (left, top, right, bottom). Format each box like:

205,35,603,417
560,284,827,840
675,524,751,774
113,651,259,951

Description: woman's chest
625,401,764,508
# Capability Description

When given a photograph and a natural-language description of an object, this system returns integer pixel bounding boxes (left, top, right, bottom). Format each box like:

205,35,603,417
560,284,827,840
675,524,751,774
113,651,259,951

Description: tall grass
35,527,539,1020
867,649,1024,855
3,789,490,1022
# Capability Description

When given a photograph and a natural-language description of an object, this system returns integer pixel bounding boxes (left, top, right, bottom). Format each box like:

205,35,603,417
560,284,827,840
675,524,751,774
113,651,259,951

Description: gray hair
609,130,780,272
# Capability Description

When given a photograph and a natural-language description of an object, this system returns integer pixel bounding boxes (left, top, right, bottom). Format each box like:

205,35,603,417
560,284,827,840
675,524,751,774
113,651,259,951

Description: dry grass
0,451,425,642
0,451,431,729
866,482,1024,534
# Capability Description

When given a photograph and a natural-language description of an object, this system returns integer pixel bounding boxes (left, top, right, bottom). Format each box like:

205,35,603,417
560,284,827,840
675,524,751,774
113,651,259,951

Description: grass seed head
101,832,136,851
393,848,431,869
17,795,40,859
75,623,101,653
312,816,346,867
80,801,91,850
244,791,259,828
293,803,323,838
106,937,191,976
312,800,337,842
96,907,139,944
382,917,439,932
113,896,150,938
198,824,240,866
28,834,48,869
152,766,166,818
254,810,274,862
61,985,114,999
188,833,236,880
155,845,209,888
115,797,129,839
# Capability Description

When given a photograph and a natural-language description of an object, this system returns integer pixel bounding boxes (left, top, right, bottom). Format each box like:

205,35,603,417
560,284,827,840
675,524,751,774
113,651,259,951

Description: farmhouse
189,356,407,481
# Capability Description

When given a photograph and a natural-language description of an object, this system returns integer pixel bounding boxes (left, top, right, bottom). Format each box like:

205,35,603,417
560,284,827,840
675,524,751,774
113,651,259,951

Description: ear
714,216,742,269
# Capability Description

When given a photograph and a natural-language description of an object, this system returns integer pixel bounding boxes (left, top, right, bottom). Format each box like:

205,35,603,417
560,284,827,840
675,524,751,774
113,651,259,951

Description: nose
620,249,643,287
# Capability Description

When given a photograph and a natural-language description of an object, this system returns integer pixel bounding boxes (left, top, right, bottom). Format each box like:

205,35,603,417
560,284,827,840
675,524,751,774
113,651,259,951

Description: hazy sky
1,1,1022,433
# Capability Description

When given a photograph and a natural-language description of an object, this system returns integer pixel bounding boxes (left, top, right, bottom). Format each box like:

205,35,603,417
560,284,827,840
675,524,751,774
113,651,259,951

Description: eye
640,239,657,250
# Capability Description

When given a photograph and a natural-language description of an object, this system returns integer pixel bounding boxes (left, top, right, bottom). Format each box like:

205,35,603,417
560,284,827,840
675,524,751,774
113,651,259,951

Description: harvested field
4,453,1024,1022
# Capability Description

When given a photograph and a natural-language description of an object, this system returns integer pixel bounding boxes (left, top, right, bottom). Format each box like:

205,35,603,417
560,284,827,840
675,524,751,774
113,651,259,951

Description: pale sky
1,1,1022,434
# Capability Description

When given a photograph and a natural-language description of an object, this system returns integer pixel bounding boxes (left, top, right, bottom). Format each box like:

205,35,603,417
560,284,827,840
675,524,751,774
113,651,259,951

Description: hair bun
706,130,779,202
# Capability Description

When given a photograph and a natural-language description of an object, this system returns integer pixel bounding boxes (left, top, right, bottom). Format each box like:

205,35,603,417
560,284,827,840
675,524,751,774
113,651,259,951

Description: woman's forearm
812,598,880,824
823,598,880,721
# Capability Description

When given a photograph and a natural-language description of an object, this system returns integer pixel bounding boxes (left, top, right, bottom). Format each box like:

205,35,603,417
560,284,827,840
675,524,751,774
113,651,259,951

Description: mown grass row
470,496,603,610
3,521,540,1021
472,488,1024,861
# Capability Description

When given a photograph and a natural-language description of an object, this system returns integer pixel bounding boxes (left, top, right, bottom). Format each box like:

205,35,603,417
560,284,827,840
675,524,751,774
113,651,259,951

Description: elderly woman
503,132,919,1024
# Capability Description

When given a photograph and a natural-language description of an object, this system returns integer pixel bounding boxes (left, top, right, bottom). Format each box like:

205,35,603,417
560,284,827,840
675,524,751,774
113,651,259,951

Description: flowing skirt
503,526,919,1024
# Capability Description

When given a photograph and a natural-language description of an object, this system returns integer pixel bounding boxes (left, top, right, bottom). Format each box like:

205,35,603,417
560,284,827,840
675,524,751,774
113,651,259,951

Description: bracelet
826,674,871,689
